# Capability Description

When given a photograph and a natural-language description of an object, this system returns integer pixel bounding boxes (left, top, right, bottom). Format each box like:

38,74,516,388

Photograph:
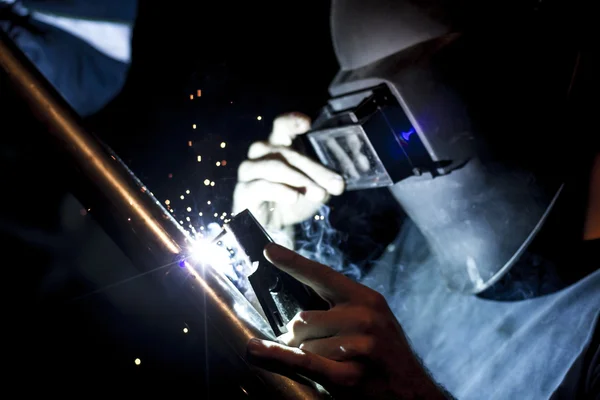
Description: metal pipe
0,31,322,398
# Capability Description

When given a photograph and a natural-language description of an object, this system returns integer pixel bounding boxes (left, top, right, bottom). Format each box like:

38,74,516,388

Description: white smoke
295,204,362,280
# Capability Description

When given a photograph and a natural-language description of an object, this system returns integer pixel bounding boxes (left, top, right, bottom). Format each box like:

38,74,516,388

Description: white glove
232,113,345,241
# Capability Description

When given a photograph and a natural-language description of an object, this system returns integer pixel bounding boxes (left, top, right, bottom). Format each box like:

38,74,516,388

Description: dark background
91,1,338,219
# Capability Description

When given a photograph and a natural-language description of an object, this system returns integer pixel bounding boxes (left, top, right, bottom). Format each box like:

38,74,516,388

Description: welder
233,0,599,398
0,0,136,116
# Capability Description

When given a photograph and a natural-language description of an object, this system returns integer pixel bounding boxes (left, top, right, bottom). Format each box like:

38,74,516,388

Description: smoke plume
294,204,363,280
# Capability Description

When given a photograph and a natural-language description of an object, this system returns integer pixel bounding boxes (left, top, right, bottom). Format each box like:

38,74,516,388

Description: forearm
390,351,453,400
382,325,453,400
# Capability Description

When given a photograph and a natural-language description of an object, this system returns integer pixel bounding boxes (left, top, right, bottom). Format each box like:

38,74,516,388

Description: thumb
268,112,311,146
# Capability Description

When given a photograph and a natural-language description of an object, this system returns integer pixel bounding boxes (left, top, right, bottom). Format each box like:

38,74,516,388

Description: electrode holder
224,210,329,337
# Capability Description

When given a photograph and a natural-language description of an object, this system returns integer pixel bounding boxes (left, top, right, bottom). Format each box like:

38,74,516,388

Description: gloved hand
246,243,448,400
232,113,345,235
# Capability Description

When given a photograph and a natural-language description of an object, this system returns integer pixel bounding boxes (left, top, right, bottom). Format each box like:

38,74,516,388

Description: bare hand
246,243,448,399
232,113,345,232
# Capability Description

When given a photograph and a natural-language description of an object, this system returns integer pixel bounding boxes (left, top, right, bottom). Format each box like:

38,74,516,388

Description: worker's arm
0,3,129,116
246,243,452,399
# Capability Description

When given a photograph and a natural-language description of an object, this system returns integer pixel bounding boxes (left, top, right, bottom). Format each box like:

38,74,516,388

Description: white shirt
362,221,600,399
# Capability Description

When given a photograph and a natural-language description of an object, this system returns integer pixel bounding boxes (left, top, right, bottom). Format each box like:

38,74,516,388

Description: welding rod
0,31,324,399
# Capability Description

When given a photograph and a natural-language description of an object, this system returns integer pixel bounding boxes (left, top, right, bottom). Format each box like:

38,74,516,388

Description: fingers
264,243,363,303
233,180,301,208
346,134,371,173
299,335,376,362
279,310,342,346
280,308,381,347
269,113,311,146
238,158,327,203
247,338,364,387
248,141,345,196
326,138,360,179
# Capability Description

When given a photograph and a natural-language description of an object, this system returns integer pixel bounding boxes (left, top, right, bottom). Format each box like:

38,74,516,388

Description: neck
583,154,600,241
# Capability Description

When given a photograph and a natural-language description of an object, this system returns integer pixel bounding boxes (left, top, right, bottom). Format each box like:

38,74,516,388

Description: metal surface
0,31,322,399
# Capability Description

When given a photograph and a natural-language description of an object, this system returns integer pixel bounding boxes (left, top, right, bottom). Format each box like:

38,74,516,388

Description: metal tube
0,31,322,398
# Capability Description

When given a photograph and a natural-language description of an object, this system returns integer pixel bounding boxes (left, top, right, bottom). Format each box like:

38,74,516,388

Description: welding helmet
306,0,584,293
